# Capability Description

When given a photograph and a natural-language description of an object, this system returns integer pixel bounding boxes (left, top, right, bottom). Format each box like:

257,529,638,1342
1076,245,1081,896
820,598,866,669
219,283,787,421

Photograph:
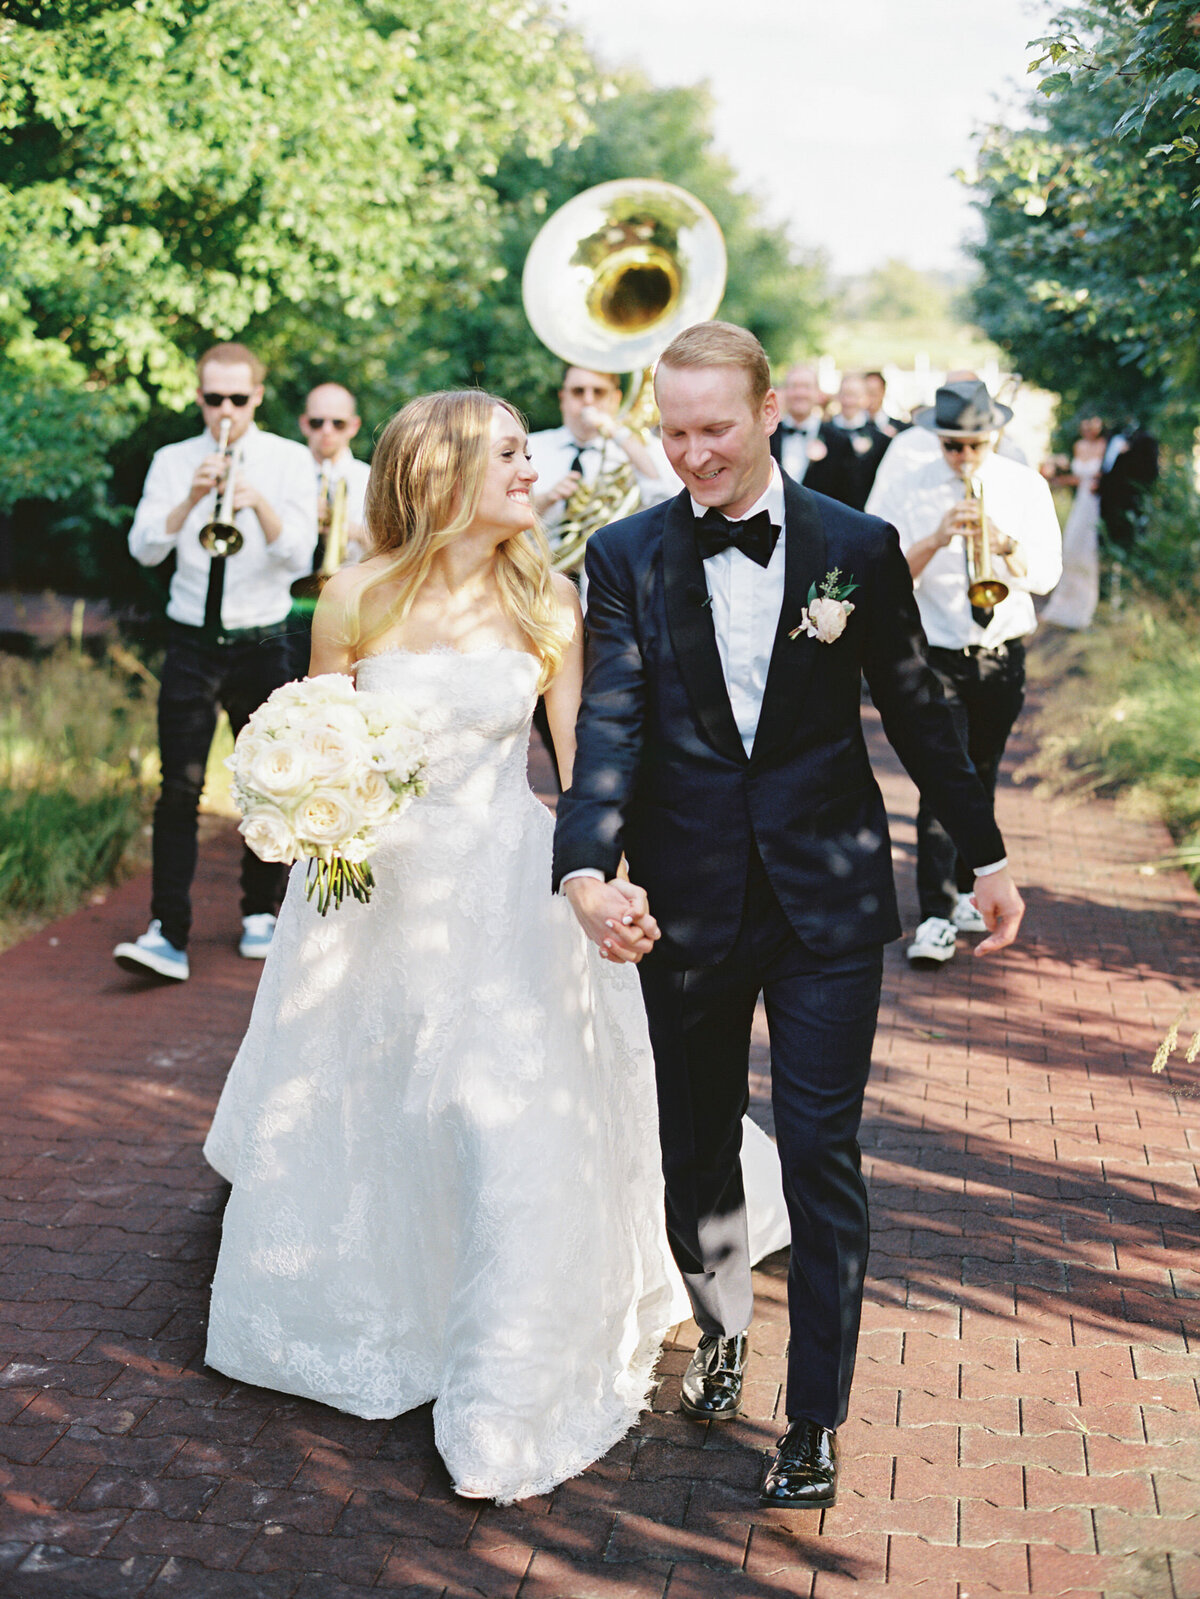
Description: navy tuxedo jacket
769,421,858,507
552,474,1006,968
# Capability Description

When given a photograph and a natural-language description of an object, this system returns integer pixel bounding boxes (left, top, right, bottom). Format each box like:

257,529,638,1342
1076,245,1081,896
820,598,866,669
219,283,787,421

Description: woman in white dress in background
203,390,788,1504
1043,413,1106,630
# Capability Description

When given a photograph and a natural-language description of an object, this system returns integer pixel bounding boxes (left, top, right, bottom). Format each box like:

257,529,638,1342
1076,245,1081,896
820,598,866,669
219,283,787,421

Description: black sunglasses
203,391,253,407
941,438,991,454
305,417,350,431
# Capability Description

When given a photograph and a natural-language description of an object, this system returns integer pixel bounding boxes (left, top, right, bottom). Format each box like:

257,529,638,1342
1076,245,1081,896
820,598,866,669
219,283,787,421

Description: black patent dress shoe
680,1331,748,1421
760,1418,838,1506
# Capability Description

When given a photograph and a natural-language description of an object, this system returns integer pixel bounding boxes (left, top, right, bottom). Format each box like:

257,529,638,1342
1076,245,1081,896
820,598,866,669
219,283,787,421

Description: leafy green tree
966,1,1200,442
0,0,593,593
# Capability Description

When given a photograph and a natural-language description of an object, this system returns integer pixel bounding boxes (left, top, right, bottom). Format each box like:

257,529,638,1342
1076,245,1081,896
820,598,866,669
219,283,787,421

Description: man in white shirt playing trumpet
114,342,317,983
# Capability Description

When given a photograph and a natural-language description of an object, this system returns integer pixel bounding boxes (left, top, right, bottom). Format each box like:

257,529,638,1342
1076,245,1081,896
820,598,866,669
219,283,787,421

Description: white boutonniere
790,568,858,643
806,438,828,462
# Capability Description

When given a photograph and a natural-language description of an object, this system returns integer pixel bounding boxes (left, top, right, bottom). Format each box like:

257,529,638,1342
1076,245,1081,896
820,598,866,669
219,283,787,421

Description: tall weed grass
0,646,158,943
1025,607,1200,880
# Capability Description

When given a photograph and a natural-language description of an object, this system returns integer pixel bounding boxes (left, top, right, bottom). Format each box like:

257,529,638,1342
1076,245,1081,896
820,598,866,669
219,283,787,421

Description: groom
553,322,1024,1506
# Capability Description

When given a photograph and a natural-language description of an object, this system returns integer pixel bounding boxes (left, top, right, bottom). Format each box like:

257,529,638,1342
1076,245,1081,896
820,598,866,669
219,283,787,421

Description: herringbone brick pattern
0,657,1196,1597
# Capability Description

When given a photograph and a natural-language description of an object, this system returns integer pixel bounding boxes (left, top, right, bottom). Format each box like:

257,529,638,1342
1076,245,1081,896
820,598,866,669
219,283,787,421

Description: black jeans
917,640,1026,920
639,845,883,1429
150,625,293,949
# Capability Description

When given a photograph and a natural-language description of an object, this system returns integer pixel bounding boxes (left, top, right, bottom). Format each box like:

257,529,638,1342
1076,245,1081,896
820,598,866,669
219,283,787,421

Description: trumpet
962,475,1009,610
198,418,244,557
291,466,350,602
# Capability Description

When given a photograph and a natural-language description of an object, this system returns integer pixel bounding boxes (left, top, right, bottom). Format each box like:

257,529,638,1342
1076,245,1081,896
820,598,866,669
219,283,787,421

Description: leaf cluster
966,0,1200,445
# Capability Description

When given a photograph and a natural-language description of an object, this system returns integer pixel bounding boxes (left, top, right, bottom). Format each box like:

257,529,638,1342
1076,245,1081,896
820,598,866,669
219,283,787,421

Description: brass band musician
867,379,1061,967
114,342,317,981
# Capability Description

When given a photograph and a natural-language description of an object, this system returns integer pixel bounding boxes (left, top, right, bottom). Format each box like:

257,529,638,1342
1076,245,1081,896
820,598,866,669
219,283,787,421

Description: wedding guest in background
113,343,316,982
1043,414,1106,630
769,363,858,507
830,372,889,508
864,370,907,437
1099,417,1159,552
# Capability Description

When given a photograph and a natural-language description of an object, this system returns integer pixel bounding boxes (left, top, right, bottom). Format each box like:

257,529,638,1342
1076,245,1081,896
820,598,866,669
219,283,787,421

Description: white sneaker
239,914,277,959
907,917,957,964
951,892,988,934
113,920,189,981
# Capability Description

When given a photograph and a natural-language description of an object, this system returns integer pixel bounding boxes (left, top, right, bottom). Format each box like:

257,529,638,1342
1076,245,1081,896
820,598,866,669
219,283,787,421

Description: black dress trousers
637,843,883,1430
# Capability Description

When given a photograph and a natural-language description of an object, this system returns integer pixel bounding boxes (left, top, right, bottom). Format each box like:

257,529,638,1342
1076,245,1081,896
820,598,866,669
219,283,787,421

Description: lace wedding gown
204,645,789,1503
1044,453,1101,629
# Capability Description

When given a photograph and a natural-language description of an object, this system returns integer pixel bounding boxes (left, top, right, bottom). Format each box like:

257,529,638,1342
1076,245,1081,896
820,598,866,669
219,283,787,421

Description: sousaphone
521,179,727,571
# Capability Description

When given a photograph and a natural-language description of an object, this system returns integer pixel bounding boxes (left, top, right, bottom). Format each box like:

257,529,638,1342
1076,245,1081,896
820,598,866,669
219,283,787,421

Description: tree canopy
966,0,1200,442
0,0,593,513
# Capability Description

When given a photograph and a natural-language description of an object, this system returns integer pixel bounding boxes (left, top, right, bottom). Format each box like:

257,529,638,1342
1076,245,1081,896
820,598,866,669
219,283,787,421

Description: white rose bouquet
228,675,427,914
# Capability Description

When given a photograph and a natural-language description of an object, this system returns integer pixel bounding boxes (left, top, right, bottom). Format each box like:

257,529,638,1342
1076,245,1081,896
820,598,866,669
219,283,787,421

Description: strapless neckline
353,642,540,671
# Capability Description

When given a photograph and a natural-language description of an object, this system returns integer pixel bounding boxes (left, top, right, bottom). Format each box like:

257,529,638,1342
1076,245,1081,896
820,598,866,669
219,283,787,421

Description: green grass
0,645,159,947
1025,606,1200,882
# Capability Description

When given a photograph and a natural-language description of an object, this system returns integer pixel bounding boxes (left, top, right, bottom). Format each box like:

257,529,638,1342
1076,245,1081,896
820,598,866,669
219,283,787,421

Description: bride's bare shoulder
550,572,583,630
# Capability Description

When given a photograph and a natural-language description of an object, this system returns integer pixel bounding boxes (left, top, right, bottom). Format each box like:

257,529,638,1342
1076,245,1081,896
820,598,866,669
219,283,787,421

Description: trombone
198,418,245,556
962,475,1009,610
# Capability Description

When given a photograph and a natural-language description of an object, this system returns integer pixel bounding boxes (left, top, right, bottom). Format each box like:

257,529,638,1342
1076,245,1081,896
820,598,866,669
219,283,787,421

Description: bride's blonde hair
351,390,570,690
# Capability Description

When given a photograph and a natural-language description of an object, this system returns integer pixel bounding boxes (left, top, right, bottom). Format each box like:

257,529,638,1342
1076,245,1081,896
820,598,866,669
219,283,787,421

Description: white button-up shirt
527,425,678,534
867,449,1062,649
777,416,822,485
129,425,318,629
694,463,787,757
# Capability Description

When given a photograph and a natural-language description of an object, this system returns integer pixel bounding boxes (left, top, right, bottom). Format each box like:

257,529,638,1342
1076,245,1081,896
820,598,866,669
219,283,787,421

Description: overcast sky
559,0,1053,276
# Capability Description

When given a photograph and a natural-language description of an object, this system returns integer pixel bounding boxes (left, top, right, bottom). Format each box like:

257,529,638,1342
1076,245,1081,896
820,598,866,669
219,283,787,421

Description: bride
203,390,788,1503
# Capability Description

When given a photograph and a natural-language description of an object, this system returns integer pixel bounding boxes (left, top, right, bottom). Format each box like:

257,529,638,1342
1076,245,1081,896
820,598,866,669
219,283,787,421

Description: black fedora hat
913,379,1013,438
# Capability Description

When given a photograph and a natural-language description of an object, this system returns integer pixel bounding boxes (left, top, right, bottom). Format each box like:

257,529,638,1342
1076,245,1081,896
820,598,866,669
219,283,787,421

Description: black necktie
204,554,226,632
695,507,780,569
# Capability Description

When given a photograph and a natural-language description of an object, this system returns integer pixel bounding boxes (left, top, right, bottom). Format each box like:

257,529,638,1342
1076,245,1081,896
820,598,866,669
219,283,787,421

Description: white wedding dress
1044,453,1101,629
204,645,789,1503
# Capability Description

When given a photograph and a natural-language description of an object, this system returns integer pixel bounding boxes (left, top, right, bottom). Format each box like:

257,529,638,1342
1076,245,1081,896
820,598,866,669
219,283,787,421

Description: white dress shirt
867,450,1062,650
129,425,318,629
527,425,678,534
694,464,787,757
776,415,823,485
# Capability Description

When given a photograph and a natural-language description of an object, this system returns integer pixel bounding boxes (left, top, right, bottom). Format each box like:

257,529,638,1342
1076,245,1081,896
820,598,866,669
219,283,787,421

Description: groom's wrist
973,857,1008,878
560,868,605,894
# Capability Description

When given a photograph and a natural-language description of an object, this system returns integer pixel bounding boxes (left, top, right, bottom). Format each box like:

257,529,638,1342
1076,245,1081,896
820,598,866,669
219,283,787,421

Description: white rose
239,804,298,863
339,834,372,865
355,767,396,825
299,673,359,706
246,739,313,799
294,788,360,848
803,596,853,643
371,724,426,778
305,726,370,785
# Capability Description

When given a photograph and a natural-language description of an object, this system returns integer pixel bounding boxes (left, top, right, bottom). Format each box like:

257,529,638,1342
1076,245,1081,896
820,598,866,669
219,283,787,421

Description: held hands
970,867,1025,957
564,877,661,964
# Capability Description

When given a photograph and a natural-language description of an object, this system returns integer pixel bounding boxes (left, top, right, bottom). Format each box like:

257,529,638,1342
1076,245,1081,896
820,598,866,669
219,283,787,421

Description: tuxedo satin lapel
662,492,748,766
751,475,828,767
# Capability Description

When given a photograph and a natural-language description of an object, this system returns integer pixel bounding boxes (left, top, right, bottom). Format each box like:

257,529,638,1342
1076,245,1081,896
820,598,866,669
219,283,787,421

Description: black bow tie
694,507,780,568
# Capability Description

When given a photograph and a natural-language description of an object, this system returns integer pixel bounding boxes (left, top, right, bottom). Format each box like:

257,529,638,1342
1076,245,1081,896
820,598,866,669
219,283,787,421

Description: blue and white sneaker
113,920,190,981
239,914,277,959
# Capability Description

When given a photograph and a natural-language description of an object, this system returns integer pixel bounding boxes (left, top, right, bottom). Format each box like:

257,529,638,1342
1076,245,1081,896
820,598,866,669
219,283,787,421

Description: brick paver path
1,659,1197,1597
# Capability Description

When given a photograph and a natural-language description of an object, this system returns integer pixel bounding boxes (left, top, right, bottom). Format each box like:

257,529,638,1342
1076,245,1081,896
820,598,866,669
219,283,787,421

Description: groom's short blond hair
656,322,772,410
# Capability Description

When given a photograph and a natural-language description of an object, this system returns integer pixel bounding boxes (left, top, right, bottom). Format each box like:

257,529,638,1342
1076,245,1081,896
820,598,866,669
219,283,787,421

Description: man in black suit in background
554,322,1024,1507
769,363,858,507
831,371,891,508
1099,419,1159,551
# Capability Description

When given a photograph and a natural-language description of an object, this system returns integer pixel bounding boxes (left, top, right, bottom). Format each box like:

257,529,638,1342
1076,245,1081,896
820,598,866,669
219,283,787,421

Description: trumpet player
114,342,317,983
298,382,371,561
867,380,1061,967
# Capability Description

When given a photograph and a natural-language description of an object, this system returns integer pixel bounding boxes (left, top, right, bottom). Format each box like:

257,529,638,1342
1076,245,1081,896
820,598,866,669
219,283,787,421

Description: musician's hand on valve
534,473,582,513
191,454,227,503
